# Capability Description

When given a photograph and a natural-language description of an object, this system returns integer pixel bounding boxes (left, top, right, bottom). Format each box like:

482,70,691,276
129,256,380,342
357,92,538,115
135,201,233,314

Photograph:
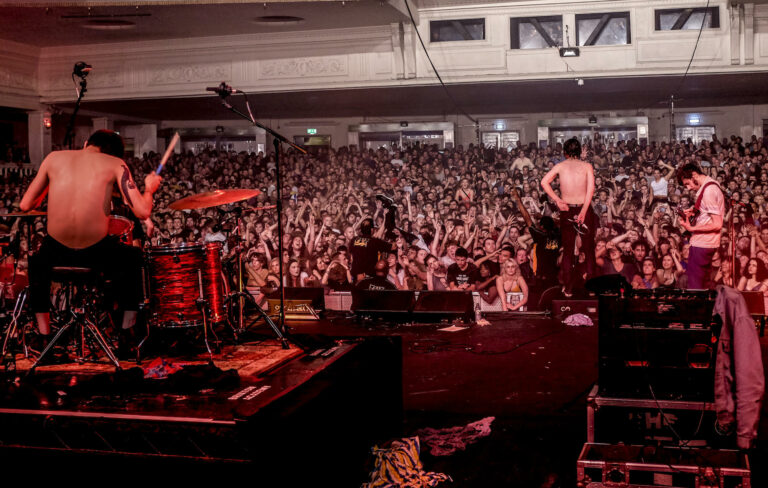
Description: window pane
577,18,600,46
595,17,628,45
659,12,678,30
656,8,718,31
541,20,563,46
511,16,562,49
519,23,549,49
430,19,485,42
683,11,709,30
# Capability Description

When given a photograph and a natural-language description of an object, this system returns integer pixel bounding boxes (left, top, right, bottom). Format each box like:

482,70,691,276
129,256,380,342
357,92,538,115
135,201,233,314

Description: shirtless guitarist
540,138,596,295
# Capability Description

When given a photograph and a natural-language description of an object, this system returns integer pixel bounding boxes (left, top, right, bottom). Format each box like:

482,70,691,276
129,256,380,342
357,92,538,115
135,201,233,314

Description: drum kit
1,187,288,366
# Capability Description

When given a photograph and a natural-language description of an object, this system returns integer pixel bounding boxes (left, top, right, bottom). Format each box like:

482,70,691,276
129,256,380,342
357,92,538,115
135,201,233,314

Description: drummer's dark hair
87,130,124,159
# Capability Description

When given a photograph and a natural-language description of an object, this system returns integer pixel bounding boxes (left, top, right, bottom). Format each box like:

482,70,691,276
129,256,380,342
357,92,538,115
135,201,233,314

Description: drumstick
155,132,180,175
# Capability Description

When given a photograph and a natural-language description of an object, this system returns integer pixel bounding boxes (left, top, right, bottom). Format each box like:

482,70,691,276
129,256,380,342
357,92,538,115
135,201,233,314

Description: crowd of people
3,132,768,309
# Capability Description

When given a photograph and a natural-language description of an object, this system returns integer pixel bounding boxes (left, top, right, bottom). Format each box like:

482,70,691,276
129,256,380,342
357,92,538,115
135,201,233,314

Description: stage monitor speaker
552,299,598,323
412,291,474,323
586,274,629,295
351,289,415,320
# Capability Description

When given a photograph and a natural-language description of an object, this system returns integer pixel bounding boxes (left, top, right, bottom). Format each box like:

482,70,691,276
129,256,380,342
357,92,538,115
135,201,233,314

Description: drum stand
1,286,33,370
226,210,289,349
195,270,216,362
29,267,121,372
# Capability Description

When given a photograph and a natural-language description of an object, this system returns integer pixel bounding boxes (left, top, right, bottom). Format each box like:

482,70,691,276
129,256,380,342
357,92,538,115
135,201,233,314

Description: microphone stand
728,198,738,287
63,73,88,149
215,89,306,348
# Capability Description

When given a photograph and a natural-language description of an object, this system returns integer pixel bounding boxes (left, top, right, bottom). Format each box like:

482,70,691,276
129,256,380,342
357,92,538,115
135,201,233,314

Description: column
131,124,157,156
730,4,740,65
92,117,113,132
27,110,52,166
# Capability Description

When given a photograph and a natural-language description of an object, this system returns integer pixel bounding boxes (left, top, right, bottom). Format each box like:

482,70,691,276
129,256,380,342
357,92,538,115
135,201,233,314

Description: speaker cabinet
413,291,474,323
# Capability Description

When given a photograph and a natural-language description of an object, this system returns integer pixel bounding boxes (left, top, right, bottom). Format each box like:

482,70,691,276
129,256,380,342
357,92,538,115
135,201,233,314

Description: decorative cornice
38,25,393,60
260,56,348,79
0,67,35,90
148,62,231,85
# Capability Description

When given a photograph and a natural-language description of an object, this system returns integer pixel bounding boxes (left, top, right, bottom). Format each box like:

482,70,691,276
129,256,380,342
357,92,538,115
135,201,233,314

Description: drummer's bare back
21,147,140,249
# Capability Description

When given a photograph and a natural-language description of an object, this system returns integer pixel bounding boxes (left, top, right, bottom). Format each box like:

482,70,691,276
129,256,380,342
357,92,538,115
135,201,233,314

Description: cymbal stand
195,269,214,362
1,287,32,370
225,208,288,349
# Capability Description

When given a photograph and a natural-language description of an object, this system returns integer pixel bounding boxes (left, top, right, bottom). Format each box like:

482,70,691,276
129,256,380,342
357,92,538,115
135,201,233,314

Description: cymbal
169,189,261,210
4,210,47,218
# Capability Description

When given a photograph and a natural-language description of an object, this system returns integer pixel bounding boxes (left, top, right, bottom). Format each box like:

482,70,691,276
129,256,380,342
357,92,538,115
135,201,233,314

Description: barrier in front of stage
247,287,525,315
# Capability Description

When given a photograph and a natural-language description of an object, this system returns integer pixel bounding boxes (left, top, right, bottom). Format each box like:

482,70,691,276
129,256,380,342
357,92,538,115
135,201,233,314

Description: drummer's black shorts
28,235,143,313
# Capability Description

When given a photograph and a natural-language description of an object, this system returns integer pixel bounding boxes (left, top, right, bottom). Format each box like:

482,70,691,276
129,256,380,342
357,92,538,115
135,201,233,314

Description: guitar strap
690,181,720,230
694,181,719,212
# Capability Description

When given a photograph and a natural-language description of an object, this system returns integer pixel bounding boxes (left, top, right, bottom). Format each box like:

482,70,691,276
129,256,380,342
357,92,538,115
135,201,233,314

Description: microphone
73,61,92,78
206,82,239,98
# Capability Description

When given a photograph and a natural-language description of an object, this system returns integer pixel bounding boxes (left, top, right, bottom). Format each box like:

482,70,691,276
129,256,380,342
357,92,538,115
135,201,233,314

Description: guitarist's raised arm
511,188,534,229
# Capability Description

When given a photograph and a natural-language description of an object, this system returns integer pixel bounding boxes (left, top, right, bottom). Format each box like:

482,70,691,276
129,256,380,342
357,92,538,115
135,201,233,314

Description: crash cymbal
169,189,261,210
4,210,47,218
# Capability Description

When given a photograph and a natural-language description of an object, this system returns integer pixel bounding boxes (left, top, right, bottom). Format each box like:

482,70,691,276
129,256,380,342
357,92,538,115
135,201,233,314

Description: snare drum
145,243,228,328
108,215,134,246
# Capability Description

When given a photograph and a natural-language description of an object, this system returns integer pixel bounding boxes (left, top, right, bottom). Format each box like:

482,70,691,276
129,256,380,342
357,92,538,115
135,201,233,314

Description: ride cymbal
169,189,261,210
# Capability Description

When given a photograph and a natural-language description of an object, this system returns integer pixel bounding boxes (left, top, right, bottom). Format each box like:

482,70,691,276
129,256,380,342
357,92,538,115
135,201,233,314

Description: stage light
688,114,701,125
559,47,580,57
43,112,52,129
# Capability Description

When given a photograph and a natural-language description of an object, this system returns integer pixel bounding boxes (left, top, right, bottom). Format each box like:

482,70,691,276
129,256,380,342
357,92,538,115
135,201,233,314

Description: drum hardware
1,286,33,370
28,267,121,373
224,207,289,349
195,268,216,362
107,215,134,246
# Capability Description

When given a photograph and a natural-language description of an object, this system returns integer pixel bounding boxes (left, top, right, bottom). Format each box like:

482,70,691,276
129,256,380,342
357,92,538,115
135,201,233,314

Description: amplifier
598,289,720,401
552,299,598,323
267,299,320,320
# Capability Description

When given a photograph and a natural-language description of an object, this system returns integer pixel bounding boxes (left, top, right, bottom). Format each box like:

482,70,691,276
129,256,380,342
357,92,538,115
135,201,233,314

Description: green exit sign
307,128,317,135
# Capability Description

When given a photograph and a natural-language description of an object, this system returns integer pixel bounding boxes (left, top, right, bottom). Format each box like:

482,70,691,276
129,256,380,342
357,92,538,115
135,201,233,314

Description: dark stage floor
1,310,766,487
288,312,768,488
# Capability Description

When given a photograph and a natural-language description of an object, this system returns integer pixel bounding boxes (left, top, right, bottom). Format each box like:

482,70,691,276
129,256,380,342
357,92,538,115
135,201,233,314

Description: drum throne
29,266,120,371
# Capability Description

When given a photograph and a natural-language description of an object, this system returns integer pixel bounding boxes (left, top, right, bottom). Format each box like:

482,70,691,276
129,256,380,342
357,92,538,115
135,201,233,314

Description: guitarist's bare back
549,159,592,205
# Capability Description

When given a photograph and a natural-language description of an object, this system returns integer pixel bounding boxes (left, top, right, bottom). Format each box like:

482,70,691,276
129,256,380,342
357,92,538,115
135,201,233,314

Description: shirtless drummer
20,130,161,347
540,138,596,296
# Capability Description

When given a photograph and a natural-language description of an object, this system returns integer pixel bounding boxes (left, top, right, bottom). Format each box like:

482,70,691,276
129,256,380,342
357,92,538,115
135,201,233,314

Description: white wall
0,0,759,108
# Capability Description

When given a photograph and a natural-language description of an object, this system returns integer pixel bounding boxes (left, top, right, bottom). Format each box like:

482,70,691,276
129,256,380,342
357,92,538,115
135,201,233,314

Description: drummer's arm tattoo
120,165,137,208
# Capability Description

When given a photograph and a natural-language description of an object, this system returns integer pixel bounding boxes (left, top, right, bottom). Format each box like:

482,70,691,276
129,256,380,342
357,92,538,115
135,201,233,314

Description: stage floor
1,309,766,486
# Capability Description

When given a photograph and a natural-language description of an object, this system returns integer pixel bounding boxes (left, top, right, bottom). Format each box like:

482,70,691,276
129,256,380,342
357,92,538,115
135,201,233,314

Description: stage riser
0,337,402,483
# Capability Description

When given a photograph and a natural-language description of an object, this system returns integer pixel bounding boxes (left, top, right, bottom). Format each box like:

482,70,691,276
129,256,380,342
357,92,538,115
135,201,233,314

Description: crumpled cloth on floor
415,416,495,456
142,357,185,379
563,313,593,326
362,437,451,488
